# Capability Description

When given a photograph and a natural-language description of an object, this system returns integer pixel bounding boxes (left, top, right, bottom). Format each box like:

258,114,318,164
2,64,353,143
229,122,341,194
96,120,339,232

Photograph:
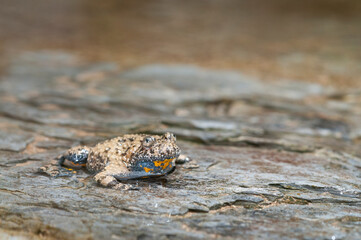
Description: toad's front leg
39,146,90,177
94,165,139,190
39,159,75,177
175,154,199,169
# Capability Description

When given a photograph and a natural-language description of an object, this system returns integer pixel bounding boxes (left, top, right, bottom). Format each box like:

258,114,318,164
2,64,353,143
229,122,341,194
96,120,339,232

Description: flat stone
0,130,33,152
0,51,360,239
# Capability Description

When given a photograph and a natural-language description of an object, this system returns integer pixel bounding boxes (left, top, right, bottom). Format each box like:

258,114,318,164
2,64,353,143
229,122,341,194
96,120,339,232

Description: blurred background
1,0,361,88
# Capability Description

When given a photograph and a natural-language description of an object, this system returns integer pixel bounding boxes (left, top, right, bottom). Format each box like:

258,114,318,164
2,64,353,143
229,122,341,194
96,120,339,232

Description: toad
39,132,192,190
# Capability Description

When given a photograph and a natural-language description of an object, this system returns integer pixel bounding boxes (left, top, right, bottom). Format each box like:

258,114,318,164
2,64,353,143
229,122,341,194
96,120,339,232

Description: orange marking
69,162,86,167
143,167,154,173
154,158,174,170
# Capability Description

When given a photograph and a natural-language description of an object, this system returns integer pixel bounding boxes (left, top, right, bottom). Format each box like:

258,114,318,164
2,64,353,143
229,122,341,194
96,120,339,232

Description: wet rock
0,130,33,152
226,136,317,153
115,64,331,104
35,139,73,149
0,52,360,239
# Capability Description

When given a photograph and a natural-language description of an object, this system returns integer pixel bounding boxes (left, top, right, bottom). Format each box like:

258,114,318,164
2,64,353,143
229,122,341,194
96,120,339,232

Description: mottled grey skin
39,133,189,190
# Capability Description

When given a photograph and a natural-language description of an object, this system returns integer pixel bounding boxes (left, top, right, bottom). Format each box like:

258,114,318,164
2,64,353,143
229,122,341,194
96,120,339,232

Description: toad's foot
39,159,75,177
176,154,199,169
94,168,140,190
175,154,191,164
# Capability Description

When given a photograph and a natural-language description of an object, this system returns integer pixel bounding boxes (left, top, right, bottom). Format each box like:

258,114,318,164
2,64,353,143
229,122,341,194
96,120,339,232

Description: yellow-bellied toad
39,132,190,190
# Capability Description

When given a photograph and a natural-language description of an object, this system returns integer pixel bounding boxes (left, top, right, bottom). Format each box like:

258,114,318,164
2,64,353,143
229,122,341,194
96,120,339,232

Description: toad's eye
164,132,176,141
143,136,155,147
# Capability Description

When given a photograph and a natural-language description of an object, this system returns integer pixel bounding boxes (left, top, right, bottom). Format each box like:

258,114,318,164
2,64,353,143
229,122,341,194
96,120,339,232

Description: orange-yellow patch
143,167,154,173
68,162,86,167
154,158,174,170
64,167,77,173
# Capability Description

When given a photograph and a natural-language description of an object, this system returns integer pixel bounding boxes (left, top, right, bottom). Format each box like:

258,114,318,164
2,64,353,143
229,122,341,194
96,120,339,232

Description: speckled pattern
40,132,181,189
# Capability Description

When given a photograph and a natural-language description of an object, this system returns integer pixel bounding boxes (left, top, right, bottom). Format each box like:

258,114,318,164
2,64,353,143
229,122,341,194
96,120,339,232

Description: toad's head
131,132,181,174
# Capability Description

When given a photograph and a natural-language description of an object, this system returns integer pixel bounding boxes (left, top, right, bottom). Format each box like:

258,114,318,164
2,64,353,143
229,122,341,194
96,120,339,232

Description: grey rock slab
35,139,73,149
150,127,239,143
0,130,33,152
114,64,332,104
2,140,361,239
162,118,265,136
231,187,284,198
0,51,117,100
0,51,361,239
226,136,317,153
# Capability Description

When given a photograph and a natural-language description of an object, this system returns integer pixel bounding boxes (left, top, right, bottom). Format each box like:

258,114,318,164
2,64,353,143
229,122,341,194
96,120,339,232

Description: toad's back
86,135,145,173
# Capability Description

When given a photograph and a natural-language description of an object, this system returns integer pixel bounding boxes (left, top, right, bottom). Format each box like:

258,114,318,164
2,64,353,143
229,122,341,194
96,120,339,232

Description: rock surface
1,52,361,240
